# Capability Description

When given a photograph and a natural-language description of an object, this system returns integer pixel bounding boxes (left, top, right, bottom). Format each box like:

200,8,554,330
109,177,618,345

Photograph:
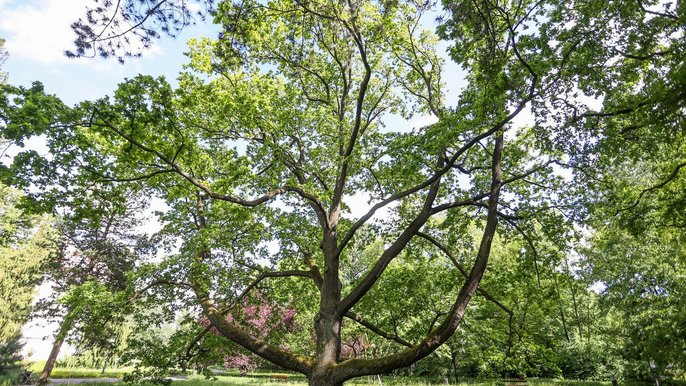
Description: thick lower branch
197,296,313,374
185,270,314,360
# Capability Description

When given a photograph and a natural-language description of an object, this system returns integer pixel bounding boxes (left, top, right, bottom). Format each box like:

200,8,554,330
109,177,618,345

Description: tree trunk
38,312,75,385
309,222,343,385
101,355,110,375
308,375,343,386
451,350,459,384
309,318,342,386
311,311,343,386
552,271,570,342
565,259,583,338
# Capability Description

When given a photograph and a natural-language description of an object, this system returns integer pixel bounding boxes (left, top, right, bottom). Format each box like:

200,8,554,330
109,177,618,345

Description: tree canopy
1,0,685,384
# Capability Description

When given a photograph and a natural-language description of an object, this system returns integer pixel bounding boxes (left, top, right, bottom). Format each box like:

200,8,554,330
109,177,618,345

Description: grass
172,374,620,386
26,362,132,379
18,364,680,386
1,371,21,386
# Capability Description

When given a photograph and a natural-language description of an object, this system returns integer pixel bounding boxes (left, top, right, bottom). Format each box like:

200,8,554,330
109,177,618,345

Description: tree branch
616,160,686,214
91,109,328,216
344,311,413,348
334,129,504,382
416,232,513,316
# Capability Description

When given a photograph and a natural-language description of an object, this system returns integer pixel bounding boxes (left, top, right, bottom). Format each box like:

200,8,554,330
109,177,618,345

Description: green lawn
177,375,616,386
26,362,132,379
15,364,668,386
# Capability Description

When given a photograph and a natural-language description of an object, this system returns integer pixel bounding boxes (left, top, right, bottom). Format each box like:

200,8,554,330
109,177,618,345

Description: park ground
3,363,684,386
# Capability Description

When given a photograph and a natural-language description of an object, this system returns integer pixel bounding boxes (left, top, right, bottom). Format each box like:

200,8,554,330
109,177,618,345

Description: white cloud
409,113,439,129
0,0,161,65
343,191,397,223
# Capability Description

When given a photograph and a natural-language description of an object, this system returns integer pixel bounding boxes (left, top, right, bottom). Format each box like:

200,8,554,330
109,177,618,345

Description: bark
38,310,75,385
310,219,343,386
308,377,343,386
451,350,459,384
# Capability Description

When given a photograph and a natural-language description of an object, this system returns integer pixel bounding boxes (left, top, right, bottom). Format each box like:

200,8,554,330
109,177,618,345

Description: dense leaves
0,185,56,373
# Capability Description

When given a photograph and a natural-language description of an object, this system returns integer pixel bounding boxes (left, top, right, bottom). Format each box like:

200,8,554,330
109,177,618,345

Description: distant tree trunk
38,310,75,385
101,355,110,375
565,260,583,338
551,271,570,342
451,350,459,384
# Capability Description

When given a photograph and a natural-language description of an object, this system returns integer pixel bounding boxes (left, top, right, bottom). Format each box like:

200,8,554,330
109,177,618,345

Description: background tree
550,2,686,382
0,184,56,375
34,187,152,384
583,209,686,384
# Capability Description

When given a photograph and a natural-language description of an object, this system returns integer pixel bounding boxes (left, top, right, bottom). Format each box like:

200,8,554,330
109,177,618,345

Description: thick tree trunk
313,313,341,364
307,213,344,384
308,374,343,386
38,312,74,385
309,312,343,386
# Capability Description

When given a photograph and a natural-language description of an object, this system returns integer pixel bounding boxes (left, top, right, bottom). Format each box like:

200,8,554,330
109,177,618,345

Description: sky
0,0,466,361
0,0,220,105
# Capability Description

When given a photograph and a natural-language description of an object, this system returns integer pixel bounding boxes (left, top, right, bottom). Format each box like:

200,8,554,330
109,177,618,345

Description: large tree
4,0,685,384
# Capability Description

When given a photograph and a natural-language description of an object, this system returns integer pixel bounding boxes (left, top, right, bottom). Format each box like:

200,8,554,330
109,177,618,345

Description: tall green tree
584,207,686,384
22,185,151,384
0,184,56,373
2,1,567,384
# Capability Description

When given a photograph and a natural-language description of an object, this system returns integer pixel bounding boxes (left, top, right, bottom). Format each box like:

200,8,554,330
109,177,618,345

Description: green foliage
0,333,23,375
0,184,56,371
557,340,624,381
583,223,686,382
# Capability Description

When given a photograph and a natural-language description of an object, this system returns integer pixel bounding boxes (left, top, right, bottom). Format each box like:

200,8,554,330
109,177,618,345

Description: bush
0,333,24,375
558,340,624,380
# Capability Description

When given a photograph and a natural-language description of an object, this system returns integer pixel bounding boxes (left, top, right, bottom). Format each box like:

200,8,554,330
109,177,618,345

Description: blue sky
0,0,218,105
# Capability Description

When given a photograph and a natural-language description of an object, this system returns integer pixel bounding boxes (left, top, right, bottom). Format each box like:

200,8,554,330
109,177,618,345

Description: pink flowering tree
198,294,297,376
